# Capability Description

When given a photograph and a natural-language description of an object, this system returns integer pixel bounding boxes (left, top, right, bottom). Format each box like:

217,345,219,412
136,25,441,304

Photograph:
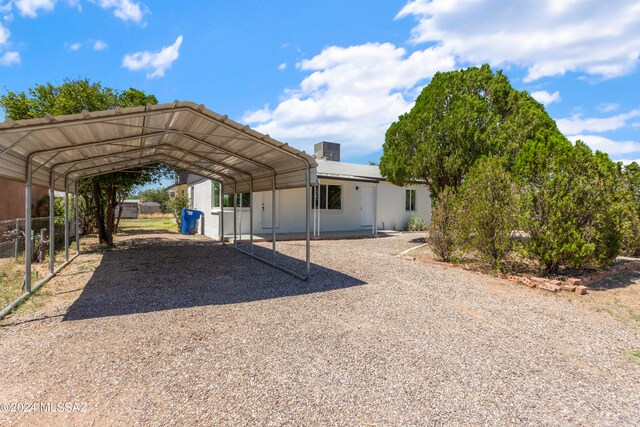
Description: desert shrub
621,162,640,256
454,156,518,269
406,214,428,231
516,137,626,273
166,194,190,231
426,187,457,261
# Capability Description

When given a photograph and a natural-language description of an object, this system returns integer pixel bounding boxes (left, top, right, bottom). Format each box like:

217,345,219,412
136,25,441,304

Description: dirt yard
0,229,639,426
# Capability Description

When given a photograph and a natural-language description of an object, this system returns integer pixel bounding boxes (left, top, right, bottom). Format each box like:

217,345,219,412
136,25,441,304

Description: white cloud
0,50,20,65
0,21,9,44
93,39,107,50
278,62,287,71
557,109,640,134
13,0,56,18
597,103,620,113
531,90,560,106
243,42,455,156
67,41,81,50
570,134,640,155
397,0,640,81
122,35,183,78
93,0,145,23
617,158,640,165
243,105,272,124
67,0,81,10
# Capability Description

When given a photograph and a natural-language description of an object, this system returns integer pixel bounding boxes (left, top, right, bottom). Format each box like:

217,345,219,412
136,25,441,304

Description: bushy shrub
166,194,190,231
426,187,457,261
516,137,626,273
621,162,640,256
406,214,428,231
454,156,518,269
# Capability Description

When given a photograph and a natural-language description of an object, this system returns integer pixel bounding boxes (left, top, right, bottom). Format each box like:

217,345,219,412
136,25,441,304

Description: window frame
405,189,417,212
211,181,221,209
313,184,342,211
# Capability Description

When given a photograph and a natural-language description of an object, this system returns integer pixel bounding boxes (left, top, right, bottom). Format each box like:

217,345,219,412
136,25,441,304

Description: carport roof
0,101,316,194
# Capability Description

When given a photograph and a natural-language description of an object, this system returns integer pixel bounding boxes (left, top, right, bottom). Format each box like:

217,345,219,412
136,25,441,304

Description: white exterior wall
376,182,431,231
188,177,431,239
189,179,252,238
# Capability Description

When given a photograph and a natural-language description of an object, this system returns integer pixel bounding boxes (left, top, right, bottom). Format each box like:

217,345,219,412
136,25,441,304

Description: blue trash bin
181,209,204,235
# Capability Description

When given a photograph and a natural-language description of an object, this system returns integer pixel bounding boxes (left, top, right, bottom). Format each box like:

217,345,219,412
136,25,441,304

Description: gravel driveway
0,232,639,426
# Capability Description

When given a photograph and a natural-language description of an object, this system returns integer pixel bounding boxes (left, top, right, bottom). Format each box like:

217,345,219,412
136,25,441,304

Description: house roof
316,159,382,182
0,101,317,195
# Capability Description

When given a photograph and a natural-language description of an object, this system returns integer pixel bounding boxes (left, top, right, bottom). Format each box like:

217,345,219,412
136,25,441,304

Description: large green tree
0,78,169,245
515,137,628,273
379,64,563,198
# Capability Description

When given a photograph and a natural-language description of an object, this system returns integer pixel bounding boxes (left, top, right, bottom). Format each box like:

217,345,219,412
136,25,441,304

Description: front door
360,187,374,227
261,190,280,229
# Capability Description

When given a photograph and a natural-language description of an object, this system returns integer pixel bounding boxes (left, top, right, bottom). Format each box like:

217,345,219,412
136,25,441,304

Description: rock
530,277,548,283
521,278,536,288
561,284,577,292
538,283,561,292
548,279,562,286
575,285,588,295
506,275,520,282
566,278,582,286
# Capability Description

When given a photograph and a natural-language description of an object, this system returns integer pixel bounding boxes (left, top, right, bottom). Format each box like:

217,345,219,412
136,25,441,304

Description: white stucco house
187,142,431,239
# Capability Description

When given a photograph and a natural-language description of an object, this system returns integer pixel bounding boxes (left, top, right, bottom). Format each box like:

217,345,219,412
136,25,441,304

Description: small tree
166,194,190,231
454,156,518,269
427,187,457,261
621,162,640,256
516,137,626,273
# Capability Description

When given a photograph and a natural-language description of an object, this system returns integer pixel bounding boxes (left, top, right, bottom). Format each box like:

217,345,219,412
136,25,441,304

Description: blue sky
1,0,639,168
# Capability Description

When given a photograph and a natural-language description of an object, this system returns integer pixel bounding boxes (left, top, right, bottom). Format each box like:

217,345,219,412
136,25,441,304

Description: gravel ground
0,231,639,426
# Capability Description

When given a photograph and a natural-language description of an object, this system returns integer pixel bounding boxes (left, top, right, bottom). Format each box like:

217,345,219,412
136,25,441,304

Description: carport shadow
63,238,366,321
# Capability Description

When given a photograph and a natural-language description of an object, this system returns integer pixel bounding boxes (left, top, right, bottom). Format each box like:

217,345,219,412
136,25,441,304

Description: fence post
14,218,19,260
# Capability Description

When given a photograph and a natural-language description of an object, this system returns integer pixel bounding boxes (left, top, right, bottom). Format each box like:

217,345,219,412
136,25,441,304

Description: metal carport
0,101,317,315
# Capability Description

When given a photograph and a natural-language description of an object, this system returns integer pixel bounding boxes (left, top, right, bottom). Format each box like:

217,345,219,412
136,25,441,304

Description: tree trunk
114,194,126,234
104,183,116,246
92,181,108,245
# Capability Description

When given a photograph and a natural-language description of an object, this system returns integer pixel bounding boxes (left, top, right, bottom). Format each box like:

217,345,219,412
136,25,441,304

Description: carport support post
220,182,225,245
64,179,69,262
48,187,55,274
74,180,79,255
305,165,311,276
233,189,237,247
249,179,253,255
24,162,32,292
272,176,276,264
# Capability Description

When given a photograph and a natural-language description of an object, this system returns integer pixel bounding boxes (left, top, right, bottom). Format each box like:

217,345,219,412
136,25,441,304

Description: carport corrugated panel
0,101,316,193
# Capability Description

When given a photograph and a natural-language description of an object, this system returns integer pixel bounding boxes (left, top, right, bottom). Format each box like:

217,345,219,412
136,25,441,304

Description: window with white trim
222,193,251,208
313,184,342,210
211,181,220,208
405,189,416,211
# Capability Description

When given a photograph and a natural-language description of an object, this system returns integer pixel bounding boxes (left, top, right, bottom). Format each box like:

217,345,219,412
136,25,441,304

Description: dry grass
118,218,177,233
1,248,71,312
137,213,171,219
623,349,640,366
